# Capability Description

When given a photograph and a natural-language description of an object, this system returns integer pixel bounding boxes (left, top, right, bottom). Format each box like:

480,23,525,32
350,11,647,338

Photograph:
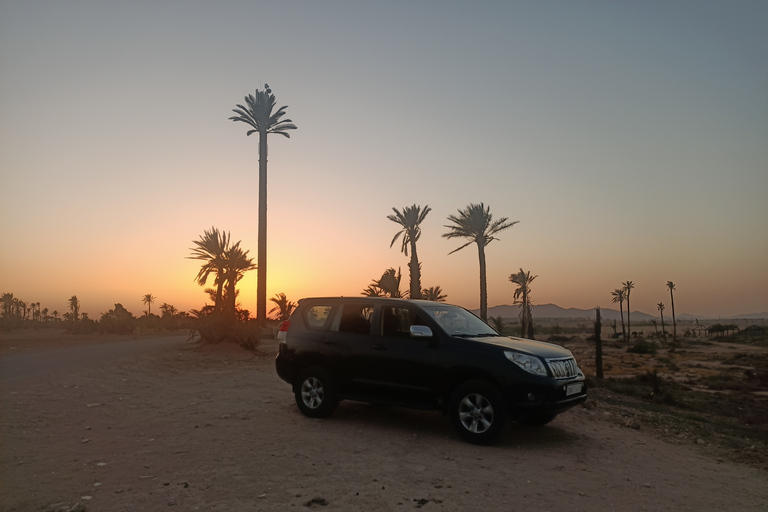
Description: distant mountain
480,304,654,322
479,304,767,322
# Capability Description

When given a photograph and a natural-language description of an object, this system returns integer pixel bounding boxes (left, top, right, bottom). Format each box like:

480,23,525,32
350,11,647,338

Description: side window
381,307,426,337
305,305,333,329
333,303,374,334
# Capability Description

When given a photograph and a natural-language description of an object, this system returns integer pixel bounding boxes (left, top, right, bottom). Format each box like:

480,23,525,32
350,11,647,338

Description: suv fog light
527,393,536,401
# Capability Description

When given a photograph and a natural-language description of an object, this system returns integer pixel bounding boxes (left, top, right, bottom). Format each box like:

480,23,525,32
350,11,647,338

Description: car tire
294,367,338,418
520,412,557,426
448,380,507,445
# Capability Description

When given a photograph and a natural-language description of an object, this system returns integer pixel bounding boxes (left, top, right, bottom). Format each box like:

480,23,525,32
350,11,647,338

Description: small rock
86,403,102,408
81,439,90,444
80,495,93,500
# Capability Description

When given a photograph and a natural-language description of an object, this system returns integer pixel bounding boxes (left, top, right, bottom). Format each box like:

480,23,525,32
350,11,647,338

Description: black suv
275,297,586,444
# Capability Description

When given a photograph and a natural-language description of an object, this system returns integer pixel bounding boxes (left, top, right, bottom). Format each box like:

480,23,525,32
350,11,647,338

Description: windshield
419,304,498,337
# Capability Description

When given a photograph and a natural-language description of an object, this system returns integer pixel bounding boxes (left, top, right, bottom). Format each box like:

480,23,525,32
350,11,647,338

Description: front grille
547,357,579,379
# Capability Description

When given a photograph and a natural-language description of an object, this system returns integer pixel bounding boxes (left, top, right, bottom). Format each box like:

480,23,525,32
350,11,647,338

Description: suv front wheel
294,367,338,418
448,380,507,445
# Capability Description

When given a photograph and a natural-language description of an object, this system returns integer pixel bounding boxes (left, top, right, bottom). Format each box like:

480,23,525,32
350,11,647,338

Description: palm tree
421,285,447,302
1,293,13,318
230,84,297,325
443,203,518,321
657,302,666,342
374,268,403,298
611,288,627,341
387,204,431,300
622,280,634,337
361,284,387,297
68,295,80,322
221,242,257,319
269,293,297,321
188,227,230,315
489,316,506,335
667,281,677,341
142,293,156,316
509,268,537,339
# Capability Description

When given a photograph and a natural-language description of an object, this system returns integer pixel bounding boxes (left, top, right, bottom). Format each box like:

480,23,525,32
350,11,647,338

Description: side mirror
410,325,433,338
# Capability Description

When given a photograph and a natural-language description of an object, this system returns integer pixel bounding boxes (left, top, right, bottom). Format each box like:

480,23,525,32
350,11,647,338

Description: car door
363,304,443,405
319,301,377,396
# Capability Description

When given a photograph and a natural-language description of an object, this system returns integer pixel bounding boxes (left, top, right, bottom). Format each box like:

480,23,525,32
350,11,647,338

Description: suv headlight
505,351,548,376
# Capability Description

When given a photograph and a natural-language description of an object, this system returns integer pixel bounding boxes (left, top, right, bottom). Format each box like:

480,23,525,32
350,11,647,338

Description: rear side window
305,305,333,329
333,303,374,334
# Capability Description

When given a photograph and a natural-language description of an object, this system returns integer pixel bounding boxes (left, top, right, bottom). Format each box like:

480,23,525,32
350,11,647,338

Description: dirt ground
1,330,766,512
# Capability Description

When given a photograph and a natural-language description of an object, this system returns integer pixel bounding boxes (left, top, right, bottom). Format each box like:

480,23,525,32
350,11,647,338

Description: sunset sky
1,1,766,320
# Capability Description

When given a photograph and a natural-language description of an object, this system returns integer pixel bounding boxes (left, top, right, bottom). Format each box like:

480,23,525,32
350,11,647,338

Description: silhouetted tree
230,84,297,325
188,227,230,315
510,268,537,339
657,302,666,342
595,307,603,379
623,280,634,336
142,293,156,316
388,204,431,300
421,285,447,302
666,281,677,341
365,268,403,298
269,293,297,321
489,316,506,335
222,242,257,320
68,295,80,322
443,203,518,321
611,288,627,341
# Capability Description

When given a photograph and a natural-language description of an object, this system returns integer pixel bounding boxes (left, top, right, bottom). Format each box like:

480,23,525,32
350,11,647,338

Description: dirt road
1,337,766,512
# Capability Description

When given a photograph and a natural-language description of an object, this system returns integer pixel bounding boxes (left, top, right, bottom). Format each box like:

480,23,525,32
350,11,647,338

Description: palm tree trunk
257,130,268,325
626,296,631,338
670,290,677,341
620,303,626,341
477,243,488,321
409,239,422,299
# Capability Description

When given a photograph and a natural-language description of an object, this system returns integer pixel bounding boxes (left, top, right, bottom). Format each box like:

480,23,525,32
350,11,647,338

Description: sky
1,0,766,320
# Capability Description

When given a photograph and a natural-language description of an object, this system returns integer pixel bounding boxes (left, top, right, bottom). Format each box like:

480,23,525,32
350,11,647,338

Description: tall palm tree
269,293,297,321
142,293,156,316
622,280,634,337
388,204,431,299
68,295,80,322
1,293,13,318
666,281,677,341
509,268,537,339
657,302,666,342
443,203,518,321
611,288,627,341
421,285,447,302
188,227,230,315
230,84,297,325
221,242,257,319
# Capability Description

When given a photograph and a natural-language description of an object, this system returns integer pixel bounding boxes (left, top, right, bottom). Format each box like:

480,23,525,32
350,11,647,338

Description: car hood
467,335,573,359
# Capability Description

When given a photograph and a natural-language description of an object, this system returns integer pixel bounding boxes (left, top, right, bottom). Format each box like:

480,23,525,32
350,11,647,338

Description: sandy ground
1,332,766,512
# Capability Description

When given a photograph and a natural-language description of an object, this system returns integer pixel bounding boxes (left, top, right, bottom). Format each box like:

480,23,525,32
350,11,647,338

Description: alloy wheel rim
301,377,324,409
458,393,494,433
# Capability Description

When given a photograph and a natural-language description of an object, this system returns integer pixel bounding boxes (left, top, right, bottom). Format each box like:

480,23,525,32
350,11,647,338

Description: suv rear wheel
294,367,338,418
448,380,507,445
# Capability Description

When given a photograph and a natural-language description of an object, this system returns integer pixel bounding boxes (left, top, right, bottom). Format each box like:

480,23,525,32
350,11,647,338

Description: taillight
277,320,290,345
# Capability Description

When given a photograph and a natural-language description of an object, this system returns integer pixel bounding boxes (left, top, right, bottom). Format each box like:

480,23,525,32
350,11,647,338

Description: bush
192,315,262,350
627,339,657,355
